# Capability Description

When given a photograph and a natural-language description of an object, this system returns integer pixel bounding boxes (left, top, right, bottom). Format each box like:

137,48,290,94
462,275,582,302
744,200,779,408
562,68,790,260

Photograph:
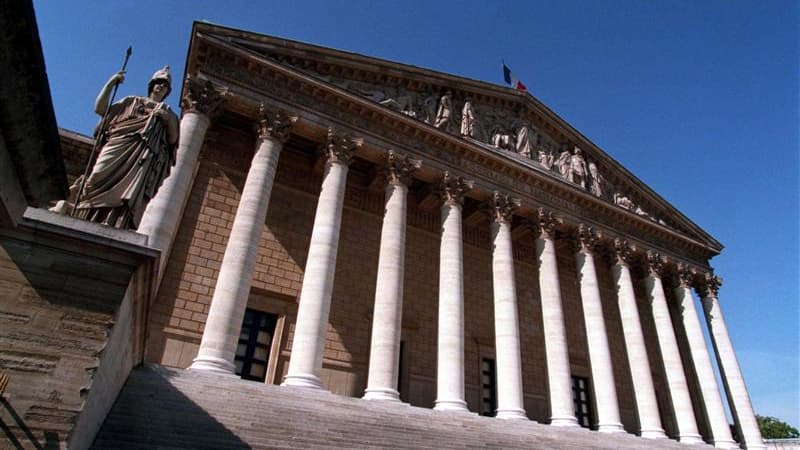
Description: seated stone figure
74,66,179,229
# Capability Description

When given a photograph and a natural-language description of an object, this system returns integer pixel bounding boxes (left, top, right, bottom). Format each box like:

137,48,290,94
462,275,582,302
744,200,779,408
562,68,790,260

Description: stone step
91,364,712,449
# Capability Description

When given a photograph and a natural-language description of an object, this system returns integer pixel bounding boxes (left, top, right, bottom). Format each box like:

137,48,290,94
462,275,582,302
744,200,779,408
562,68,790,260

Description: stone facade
4,14,766,449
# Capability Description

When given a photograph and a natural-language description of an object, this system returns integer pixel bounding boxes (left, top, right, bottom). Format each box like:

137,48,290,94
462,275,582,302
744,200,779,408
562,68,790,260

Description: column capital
488,191,520,224
321,128,362,165
533,208,560,240
645,250,668,278
438,171,473,206
696,271,723,299
180,76,228,117
385,150,421,187
574,223,600,253
612,238,634,267
675,263,696,289
256,104,297,143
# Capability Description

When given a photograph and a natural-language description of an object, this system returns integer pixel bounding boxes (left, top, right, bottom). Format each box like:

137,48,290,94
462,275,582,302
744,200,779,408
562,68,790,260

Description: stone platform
91,365,714,449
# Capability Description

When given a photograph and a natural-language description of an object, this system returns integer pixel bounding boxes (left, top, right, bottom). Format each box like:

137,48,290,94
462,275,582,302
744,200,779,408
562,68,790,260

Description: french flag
502,62,527,92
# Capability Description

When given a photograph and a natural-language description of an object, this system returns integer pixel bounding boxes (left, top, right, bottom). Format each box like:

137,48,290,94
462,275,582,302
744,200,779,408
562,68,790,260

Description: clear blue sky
33,1,798,426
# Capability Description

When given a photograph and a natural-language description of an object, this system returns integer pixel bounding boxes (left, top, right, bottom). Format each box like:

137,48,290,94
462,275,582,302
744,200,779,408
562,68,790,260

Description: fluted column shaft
192,110,294,373
283,131,357,389
701,276,765,450
364,152,419,401
434,173,472,412
673,273,736,448
574,226,624,432
138,77,226,287
644,255,703,443
611,242,666,438
489,193,526,419
535,211,578,427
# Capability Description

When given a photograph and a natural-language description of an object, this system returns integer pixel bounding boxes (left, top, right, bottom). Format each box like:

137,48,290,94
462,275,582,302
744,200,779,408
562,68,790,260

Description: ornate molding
256,104,297,142
439,171,473,206
385,150,421,187
181,75,228,117
487,191,520,224
321,128,362,165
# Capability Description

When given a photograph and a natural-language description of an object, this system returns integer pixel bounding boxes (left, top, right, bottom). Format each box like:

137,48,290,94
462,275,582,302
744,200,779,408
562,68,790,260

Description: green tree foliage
757,415,800,439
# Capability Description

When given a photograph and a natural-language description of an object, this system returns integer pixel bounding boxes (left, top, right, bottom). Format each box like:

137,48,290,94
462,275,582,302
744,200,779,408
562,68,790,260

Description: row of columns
138,82,763,448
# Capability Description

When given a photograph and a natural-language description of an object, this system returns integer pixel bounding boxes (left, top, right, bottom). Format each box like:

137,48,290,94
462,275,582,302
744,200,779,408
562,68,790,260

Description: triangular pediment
189,22,722,255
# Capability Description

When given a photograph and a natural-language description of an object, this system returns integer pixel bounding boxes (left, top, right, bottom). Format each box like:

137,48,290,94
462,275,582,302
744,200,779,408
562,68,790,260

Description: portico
137,22,765,449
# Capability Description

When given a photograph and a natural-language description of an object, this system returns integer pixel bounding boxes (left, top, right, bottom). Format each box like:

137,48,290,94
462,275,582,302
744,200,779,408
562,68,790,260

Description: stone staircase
92,365,713,449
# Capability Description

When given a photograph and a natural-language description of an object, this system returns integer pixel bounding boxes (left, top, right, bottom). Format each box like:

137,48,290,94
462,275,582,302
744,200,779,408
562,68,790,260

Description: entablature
184,23,721,266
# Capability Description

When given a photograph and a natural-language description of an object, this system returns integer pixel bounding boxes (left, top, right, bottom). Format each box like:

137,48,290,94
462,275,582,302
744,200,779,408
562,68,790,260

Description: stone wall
0,209,155,449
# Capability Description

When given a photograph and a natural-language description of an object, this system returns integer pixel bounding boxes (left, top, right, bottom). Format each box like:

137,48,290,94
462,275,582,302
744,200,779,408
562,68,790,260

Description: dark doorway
234,309,278,382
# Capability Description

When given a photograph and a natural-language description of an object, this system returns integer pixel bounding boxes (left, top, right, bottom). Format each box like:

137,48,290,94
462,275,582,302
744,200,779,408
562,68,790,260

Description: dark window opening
572,375,594,428
234,309,278,382
481,358,498,417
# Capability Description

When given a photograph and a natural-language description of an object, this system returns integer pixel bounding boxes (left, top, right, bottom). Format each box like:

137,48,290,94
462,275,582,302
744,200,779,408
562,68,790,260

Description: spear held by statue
72,46,132,216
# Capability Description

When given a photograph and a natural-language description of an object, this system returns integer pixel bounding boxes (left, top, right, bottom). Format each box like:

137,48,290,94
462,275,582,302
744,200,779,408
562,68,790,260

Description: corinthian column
434,172,473,412
364,151,421,401
535,209,578,427
283,130,361,389
488,192,526,419
673,266,735,447
699,274,765,450
138,76,227,287
574,225,624,433
191,107,296,373
611,240,666,439
643,253,703,443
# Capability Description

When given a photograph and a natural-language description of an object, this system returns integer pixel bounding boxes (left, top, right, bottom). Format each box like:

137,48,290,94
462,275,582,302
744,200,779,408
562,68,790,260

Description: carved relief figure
555,149,571,177
568,147,588,189
515,125,533,158
588,160,604,197
538,149,554,169
433,91,452,130
614,192,635,211
74,66,179,229
460,99,475,137
491,129,515,151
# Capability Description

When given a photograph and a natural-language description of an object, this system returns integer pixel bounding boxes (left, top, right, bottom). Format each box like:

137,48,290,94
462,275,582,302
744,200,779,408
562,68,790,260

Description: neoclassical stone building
49,22,765,449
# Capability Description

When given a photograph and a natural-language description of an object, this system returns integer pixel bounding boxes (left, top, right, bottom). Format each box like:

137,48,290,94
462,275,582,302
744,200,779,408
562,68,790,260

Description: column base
597,423,626,433
549,415,580,427
496,408,528,420
640,428,668,439
677,434,704,445
433,399,470,413
363,387,401,402
282,373,325,389
189,355,236,375
711,439,739,449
